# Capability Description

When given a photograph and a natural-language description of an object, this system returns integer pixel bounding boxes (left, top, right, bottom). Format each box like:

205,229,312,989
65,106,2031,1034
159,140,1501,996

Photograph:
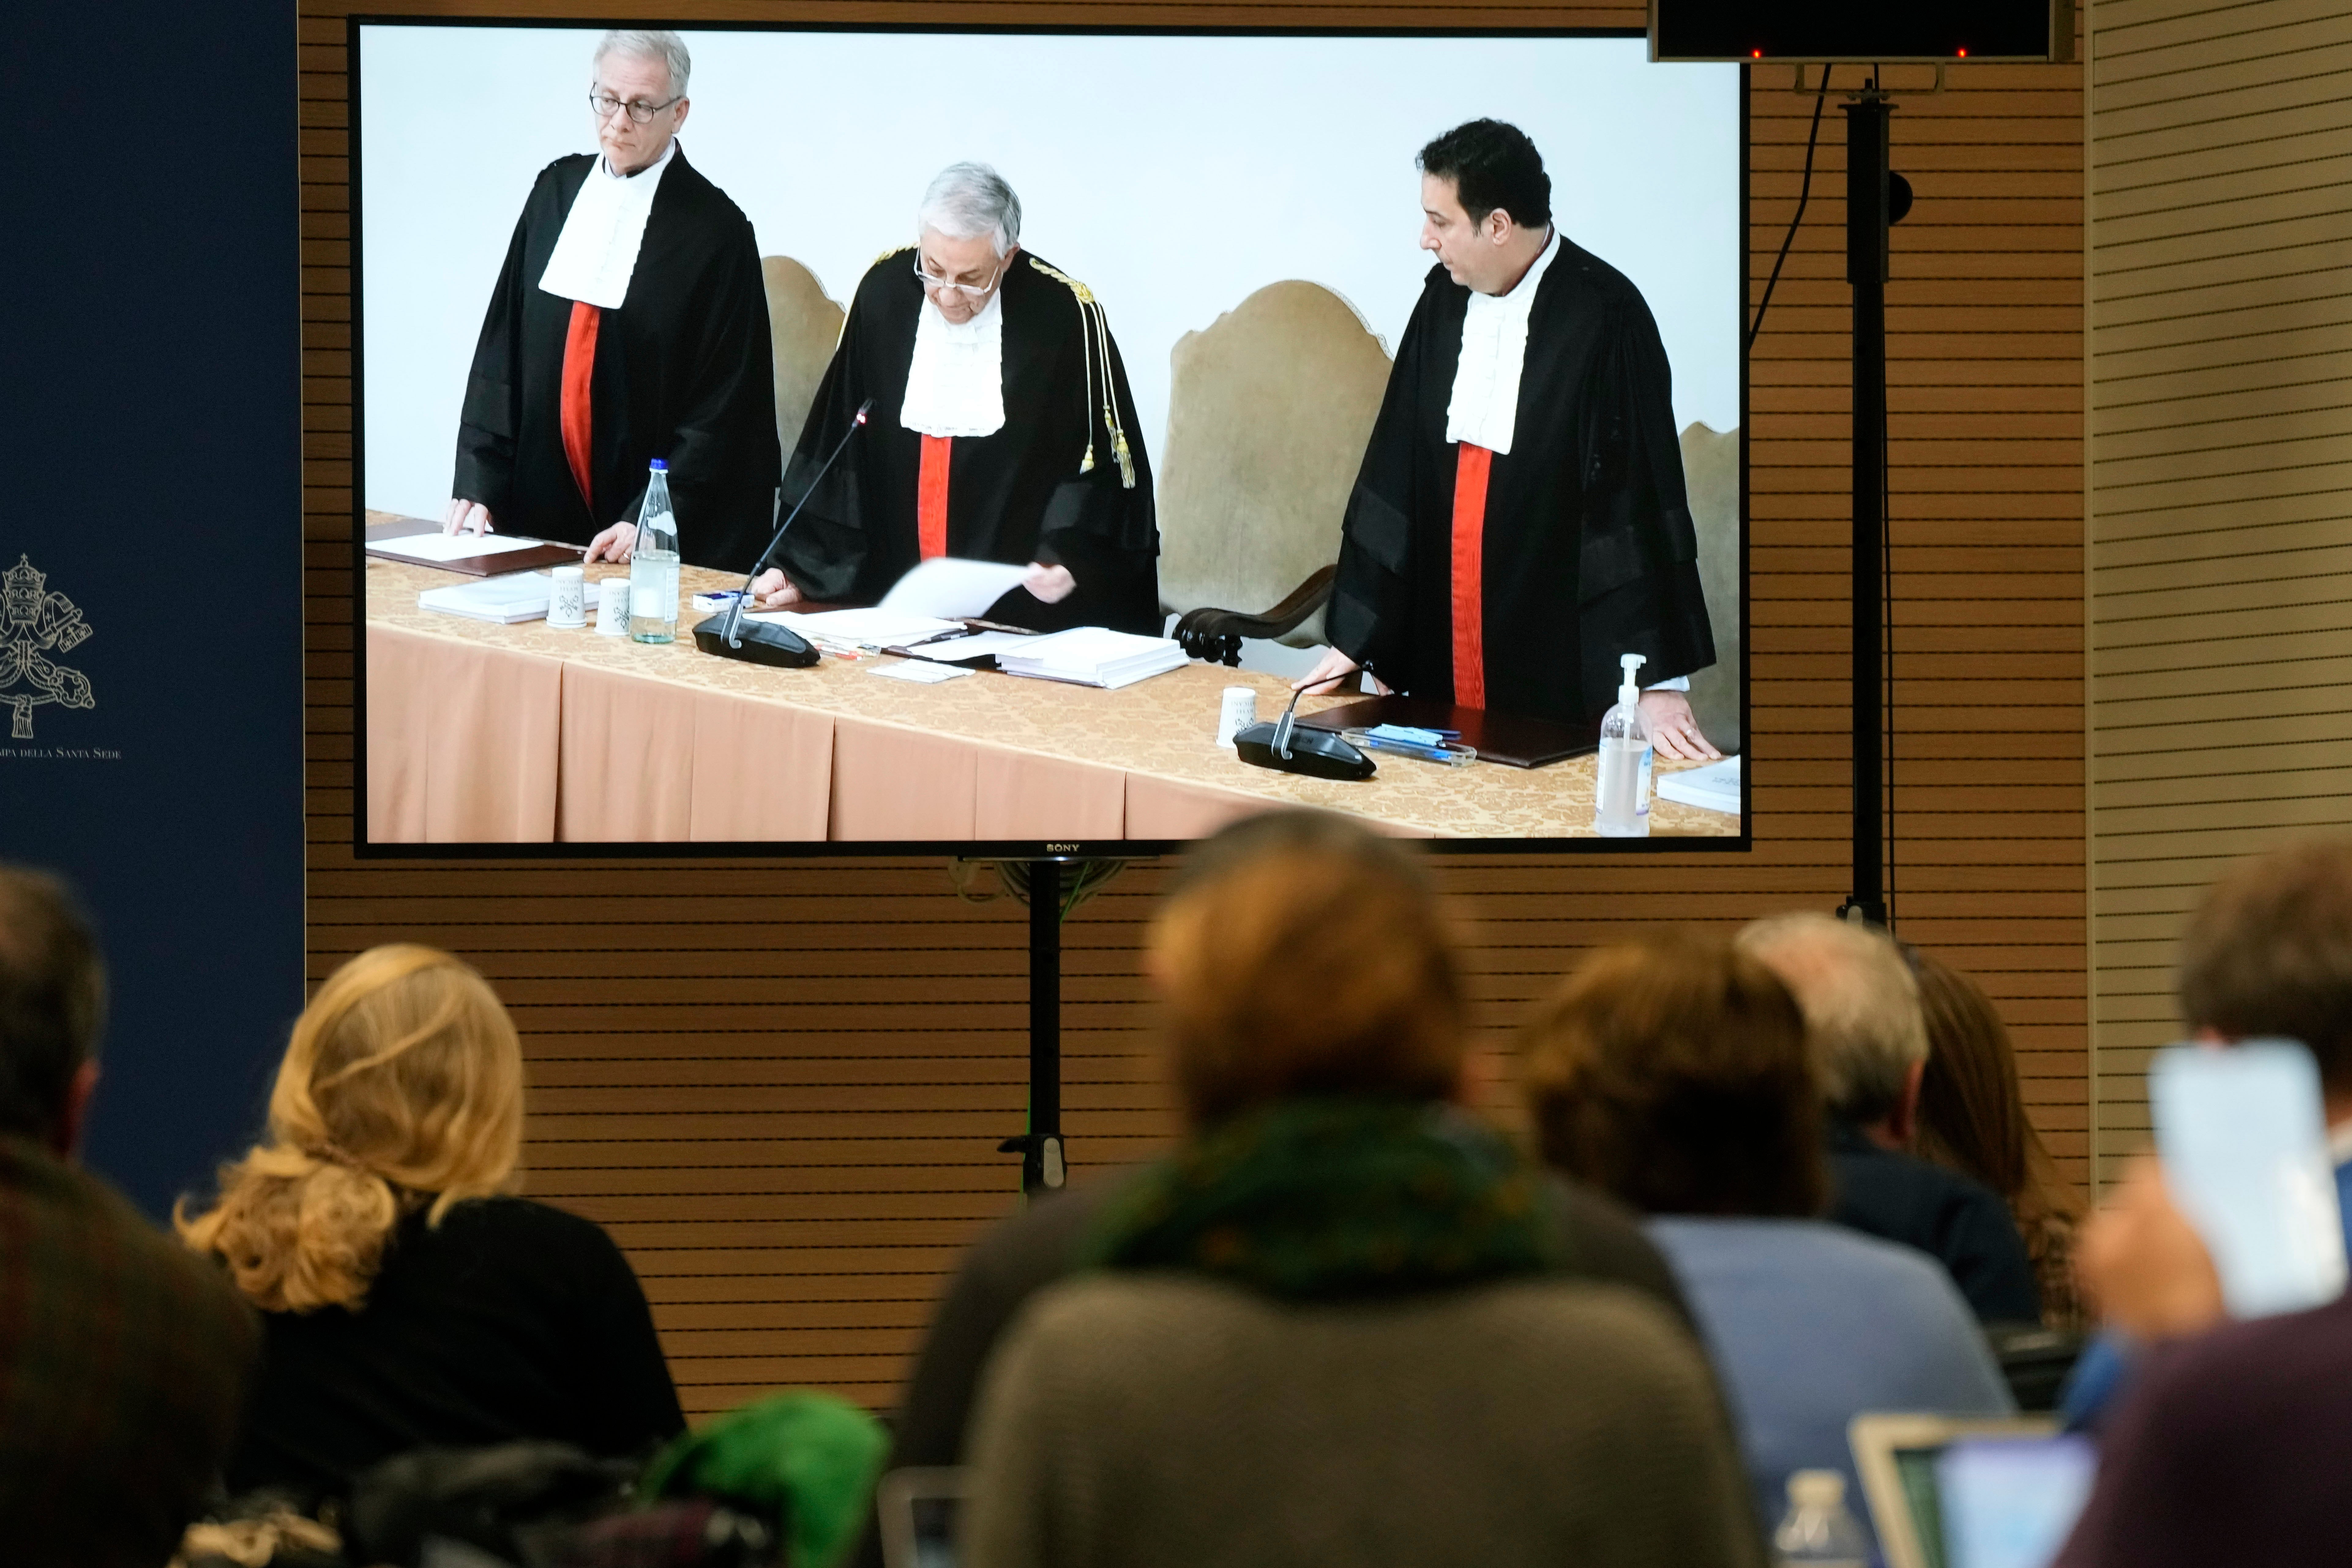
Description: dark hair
1912,951,2082,1220
0,867,107,1140
1522,930,1826,1218
1153,810,1463,1125
2178,838,2352,1091
1417,118,1553,230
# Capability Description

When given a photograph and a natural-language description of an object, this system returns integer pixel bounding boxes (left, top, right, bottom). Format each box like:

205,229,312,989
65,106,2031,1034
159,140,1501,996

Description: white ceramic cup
1217,686,1257,747
595,576,630,636
548,565,587,628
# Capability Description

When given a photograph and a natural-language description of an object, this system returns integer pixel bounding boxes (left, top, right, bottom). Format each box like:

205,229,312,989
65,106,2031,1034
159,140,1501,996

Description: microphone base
690,614,821,668
1233,721,1376,781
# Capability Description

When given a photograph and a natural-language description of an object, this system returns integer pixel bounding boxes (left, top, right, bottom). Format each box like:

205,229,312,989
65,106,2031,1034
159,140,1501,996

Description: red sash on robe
1451,442,1493,709
918,435,952,561
560,301,601,511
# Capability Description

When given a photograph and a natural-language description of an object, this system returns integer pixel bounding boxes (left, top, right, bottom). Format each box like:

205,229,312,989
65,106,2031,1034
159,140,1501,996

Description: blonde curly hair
177,945,523,1312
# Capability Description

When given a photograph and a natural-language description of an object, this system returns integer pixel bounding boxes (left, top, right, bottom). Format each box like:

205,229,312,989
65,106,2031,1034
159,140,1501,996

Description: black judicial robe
451,145,781,571
772,250,1161,635
1327,242,1715,729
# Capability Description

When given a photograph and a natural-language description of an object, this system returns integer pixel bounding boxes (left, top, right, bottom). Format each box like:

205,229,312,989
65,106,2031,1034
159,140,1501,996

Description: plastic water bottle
1772,1470,1870,1568
1594,651,1654,836
629,458,681,645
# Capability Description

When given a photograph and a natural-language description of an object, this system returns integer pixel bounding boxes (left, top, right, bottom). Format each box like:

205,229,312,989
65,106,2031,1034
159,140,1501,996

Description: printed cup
549,565,587,628
595,576,630,636
1217,686,1257,747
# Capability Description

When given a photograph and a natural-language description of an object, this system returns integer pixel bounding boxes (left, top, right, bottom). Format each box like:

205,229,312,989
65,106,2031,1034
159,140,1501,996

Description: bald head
1736,912,1926,1128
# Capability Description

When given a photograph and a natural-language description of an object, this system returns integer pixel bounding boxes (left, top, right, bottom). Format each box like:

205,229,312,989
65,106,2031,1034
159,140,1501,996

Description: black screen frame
347,14,1753,859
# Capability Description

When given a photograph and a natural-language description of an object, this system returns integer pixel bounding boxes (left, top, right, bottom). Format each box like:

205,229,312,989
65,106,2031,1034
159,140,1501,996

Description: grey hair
918,163,1023,256
1736,912,1928,1126
594,29,692,99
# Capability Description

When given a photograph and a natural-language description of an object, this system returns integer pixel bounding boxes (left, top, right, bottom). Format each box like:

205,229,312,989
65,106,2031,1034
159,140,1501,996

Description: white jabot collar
1445,227,1561,456
900,286,1008,439
537,138,677,310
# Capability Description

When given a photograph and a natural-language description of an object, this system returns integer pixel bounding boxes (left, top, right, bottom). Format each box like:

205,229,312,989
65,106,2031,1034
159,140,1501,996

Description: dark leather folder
364,512,586,577
1296,696,1595,769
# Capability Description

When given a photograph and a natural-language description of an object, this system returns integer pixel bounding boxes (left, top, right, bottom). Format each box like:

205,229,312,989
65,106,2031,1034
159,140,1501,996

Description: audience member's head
1149,809,1463,1125
1914,949,2081,1216
1523,929,1824,1216
178,944,523,1312
1738,912,1928,1135
2176,837,2352,1104
0,865,107,1156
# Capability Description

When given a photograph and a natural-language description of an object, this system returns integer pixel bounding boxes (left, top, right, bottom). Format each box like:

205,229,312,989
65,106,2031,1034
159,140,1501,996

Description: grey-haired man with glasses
445,28,780,571
751,163,1161,635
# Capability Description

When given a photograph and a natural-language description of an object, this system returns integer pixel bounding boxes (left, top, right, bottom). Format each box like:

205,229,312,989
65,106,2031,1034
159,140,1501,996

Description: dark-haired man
1299,120,1719,755
445,29,780,570
0,866,256,1565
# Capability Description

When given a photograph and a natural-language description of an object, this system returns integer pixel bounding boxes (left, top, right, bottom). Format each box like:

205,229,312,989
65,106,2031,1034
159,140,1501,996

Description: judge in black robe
758,238,1159,635
1317,121,1716,743
449,140,779,571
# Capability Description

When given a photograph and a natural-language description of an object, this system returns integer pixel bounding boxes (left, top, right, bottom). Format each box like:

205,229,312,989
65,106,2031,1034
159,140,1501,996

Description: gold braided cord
1026,257,1136,489
874,241,918,266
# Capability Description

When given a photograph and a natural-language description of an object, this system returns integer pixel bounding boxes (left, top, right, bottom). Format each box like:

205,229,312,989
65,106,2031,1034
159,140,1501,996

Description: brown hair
1151,810,1464,1125
1522,930,1826,1217
2177,838,2352,1093
177,945,524,1312
0,866,106,1142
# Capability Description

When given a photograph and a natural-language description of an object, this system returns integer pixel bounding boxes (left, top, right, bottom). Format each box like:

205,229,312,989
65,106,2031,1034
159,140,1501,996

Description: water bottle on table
629,458,681,645
1772,1470,1870,1568
1594,651,1654,837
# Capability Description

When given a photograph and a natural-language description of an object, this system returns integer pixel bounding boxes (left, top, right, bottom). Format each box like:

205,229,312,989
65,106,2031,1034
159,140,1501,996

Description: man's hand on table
443,499,494,536
1293,648,1392,698
1022,563,1076,604
1640,690,1720,761
749,569,803,609
585,522,638,564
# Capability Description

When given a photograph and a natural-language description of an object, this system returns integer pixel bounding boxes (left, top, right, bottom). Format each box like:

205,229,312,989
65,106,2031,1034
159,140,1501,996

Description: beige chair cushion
1678,421,1741,753
763,256,847,457
1156,282,1393,644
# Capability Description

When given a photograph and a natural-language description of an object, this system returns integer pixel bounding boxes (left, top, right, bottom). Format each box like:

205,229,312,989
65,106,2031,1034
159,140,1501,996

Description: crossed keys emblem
1,555,95,739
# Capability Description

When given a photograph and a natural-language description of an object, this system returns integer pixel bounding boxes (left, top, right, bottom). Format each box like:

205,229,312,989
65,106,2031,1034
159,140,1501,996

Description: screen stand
998,857,1071,1196
1839,84,1908,930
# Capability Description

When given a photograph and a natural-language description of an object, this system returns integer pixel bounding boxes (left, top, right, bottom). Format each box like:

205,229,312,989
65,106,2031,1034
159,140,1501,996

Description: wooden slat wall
301,1,2088,1414
2086,0,2352,1174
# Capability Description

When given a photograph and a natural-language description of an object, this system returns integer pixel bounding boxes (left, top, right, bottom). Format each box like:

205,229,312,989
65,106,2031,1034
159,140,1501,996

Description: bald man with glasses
750,163,1161,635
446,28,780,571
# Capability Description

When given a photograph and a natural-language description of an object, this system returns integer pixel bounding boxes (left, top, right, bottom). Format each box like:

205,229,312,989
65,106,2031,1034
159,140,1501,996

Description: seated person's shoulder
409,1195,637,1283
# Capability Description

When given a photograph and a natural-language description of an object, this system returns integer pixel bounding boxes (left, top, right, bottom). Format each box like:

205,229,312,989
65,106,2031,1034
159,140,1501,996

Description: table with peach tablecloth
362,552,1739,845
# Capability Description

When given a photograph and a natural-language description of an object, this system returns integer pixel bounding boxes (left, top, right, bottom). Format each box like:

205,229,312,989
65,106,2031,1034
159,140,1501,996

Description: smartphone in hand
2151,1041,2348,1319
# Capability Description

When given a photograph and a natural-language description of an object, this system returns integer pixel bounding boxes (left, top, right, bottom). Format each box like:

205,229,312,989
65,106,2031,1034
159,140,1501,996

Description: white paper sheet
749,607,967,650
905,631,1040,663
372,531,551,564
877,557,1032,619
870,659,975,684
1654,754,1741,814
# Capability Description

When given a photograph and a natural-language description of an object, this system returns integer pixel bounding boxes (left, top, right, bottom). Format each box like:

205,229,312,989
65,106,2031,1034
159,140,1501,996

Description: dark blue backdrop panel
1,0,304,1216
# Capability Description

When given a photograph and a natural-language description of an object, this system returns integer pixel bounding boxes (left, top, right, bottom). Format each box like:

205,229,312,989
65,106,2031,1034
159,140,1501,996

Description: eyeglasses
913,259,1007,298
588,91,682,125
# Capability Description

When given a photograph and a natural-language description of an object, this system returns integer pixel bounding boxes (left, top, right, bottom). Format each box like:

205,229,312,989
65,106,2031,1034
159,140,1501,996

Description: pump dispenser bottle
1594,653,1653,837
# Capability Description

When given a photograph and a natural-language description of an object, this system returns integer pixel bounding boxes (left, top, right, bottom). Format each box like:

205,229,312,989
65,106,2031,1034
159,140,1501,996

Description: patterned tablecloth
361,543,1738,844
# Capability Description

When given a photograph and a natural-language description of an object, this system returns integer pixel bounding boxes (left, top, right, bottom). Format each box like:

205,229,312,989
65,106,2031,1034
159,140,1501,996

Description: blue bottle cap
649,458,667,471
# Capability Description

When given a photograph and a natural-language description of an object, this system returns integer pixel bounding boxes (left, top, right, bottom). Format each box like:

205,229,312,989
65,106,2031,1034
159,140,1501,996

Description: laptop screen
1935,1435,2097,1568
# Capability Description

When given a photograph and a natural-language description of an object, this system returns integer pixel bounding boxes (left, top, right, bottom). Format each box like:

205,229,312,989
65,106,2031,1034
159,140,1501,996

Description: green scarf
1085,1098,1560,1300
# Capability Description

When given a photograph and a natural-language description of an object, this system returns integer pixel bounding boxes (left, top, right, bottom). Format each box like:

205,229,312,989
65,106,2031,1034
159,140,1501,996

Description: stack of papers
1655,754,1741,814
419,572,551,624
997,627,1188,690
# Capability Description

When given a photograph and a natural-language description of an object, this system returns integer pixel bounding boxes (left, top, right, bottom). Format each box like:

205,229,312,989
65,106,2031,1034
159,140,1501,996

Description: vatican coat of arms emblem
2,555,95,739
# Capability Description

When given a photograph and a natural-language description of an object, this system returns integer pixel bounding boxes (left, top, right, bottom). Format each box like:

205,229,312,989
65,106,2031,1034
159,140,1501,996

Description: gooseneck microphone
693,398,873,668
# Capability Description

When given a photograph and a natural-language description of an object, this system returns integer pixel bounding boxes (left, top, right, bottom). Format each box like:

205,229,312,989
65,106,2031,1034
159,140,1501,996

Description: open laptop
1850,1414,2095,1568
876,1466,966,1568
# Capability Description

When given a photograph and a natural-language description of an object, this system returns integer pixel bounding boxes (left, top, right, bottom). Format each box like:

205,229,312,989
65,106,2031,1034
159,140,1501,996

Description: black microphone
693,398,873,668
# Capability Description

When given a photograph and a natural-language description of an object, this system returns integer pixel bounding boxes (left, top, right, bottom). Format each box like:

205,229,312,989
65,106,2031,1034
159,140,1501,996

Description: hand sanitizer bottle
1595,652,1653,837
629,459,682,645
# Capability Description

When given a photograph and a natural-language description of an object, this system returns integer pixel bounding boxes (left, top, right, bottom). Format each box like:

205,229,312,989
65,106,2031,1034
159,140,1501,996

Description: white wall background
359,27,1739,520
